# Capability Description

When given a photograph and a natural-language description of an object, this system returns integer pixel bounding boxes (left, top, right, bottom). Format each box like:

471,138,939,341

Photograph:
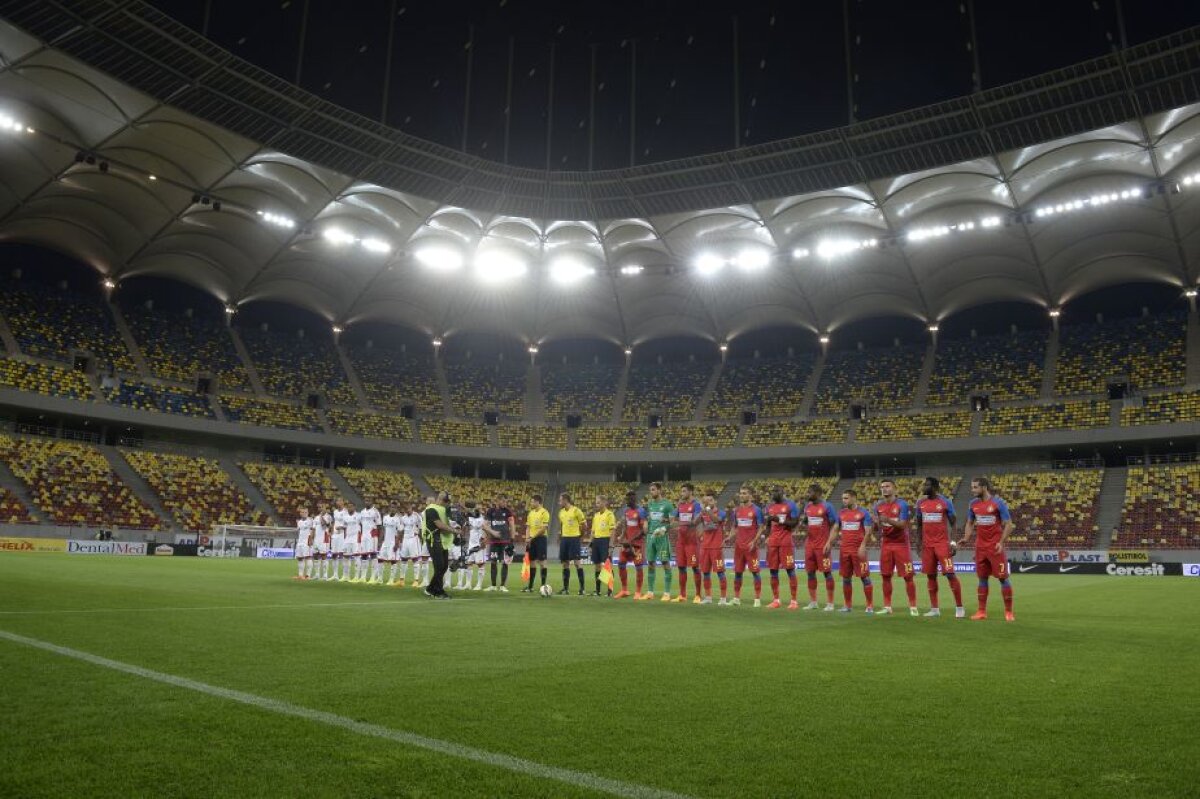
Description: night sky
148,0,1200,171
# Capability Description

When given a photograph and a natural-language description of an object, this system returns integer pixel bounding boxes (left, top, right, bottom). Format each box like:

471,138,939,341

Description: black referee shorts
528,535,548,561
589,538,610,566
559,537,582,562
489,542,512,562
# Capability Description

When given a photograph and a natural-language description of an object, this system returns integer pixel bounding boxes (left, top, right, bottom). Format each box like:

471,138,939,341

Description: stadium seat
574,426,648,450
1055,311,1185,395
105,379,213,418
123,306,250,390
742,419,848,447
326,409,412,441
856,411,972,442
650,424,739,449
239,462,339,526
0,357,93,400
0,281,135,373
219,394,323,432
122,450,268,532
0,434,160,529
741,477,839,505
496,425,568,449
444,360,526,418
419,420,491,447
345,343,443,414
926,331,1045,406
813,345,924,414
1120,390,1200,427
424,475,545,509
238,326,357,404
623,362,713,422
706,355,815,420
0,486,34,524
563,481,640,508
849,476,962,508
1117,464,1200,549
989,470,1103,548
980,401,1109,436
541,363,620,422
337,467,419,509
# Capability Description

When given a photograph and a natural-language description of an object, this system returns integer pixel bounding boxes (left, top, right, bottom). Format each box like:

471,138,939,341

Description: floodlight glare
735,248,770,271
694,252,725,275
792,247,810,259
474,251,527,283
360,237,392,254
620,264,644,275
549,257,595,285
323,227,355,246
414,245,464,271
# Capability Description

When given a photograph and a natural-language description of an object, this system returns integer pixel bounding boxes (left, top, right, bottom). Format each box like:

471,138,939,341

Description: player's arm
997,499,1013,553
882,499,910,531
859,518,872,558
783,500,800,530
824,505,840,553
959,514,975,548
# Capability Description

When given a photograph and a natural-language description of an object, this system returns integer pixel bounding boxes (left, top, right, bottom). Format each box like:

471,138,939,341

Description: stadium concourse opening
1,1,1199,795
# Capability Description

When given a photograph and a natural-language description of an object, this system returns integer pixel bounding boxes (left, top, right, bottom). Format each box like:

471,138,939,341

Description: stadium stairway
796,352,826,418
1093,467,1128,549
314,407,333,435
694,361,724,421
610,362,630,424
525,364,545,423
0,310,19,355
410,474,436,501
969,411,982,436
433,357,454,419
333,343,369,408
1186,308,1200,384
108,304,151,378
219,456,281,526
0,459,43,523
912,343,936,409
1040,326,1060,399
101,445,180,532
228,327,268,397
714,480,740,508
326,468,364,507
951,474,974,522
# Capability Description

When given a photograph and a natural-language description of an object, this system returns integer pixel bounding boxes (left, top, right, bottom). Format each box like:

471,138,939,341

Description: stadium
1,1,1198,796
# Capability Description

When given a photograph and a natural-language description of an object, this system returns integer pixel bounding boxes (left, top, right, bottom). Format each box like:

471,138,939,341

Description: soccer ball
539,584,553,597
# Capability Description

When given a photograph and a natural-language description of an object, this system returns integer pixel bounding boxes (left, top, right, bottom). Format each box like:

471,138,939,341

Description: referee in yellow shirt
589,495,617,596
522,494,551,593
557,493,587,595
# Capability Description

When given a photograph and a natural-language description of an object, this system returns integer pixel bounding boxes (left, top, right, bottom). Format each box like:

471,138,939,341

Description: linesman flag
520,551,531,582
599,558,615,591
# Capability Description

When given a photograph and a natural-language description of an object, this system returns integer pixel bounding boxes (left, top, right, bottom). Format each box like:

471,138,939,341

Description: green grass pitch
0,555,1197,798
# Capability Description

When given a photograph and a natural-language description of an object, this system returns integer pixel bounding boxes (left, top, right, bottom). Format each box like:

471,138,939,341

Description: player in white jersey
359,503,381,584
344,503,362,582
294,507,314,580
397,502,428,587
462,503,487,590
376,506,401,585
312,503,332,580
329,501,348,581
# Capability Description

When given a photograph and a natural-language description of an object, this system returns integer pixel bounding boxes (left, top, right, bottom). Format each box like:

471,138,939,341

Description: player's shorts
330,534,345,556
699,547,726,573
880,543,914,577
675,538,698,569
467,546,487,566
398,537,421,559
489,542,514,563
527,536,548,561
921,541,955,576
766,542,796,571
311,537,329,555
590,538,610,566
356,535,377,556
342,536,359,557
975,547,1009,580
294,542,310,559
618,538,644,566
377,540,396,562
733,543,760,573
559,537,582,562
839,549,870,579
645,532,672,564
804,539,831,573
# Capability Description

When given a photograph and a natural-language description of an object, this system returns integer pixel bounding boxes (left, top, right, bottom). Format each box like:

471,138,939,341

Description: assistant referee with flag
422,492,455,599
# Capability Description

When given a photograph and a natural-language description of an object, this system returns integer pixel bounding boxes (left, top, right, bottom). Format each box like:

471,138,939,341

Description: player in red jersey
801,483,838,611
729,486,764,607
670,483,704,604
831,489,875,613
913,477,964,618
764,486,801,610
697,494,728,605
615,491,646,599
958,476,1015,622
874,479,918,616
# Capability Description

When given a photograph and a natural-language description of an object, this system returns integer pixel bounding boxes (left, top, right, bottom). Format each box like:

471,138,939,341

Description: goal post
209,524,297,557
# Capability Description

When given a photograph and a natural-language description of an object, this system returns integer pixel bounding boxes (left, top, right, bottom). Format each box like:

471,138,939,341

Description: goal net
209,524,297,557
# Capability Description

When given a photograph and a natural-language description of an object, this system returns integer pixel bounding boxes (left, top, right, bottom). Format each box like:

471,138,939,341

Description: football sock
928,575,940,608
490,561,498,586
1000,578,1013,612
948,574,963,606
718,573,727,598
562,567,570,591
807,573,818,602
635,565,644,593
863,577,874,607
678,569,688,598
734,574,743,597
540,566,548,587
753,573,762,598
297,560,304,578
647,566,657,592
904,576,917,607
842,578,853,607
500,563,508,585
786,569,798,600
977,579,989,611
576,567,584,590
619,565,628,590
769,570,780,600
663,568,673,593
824,574,835,603
702,574,712,596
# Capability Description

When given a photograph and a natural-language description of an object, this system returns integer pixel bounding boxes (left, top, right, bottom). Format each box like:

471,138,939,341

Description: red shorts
921,541,955,576
618,539,644,566
699,547,725,573
766,542,795,571
676,539,698,569
733,543,760,573
880,543,914,577
975,547,1009,580
804,539,831,573
839,550,870,579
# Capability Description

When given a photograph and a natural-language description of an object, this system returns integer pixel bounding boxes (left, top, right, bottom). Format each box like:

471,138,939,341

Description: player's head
299,505,308,517
625,490,638,509
436,491,451,506
807,483,824,502
880,479,895,499
648,481,661,499
596,494,608,509
922,477,940,498
702,493,716,508
530,493,542,509
346,502,356,512
738,486,751,504
680,482,694,500
558,492,572,509
771,485,784,503
971,477,992,498
842,488,858,508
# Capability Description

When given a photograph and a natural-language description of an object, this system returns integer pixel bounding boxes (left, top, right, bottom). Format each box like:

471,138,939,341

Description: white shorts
343,536,360,557
356,534,376,556
330,533,345,555
399,537,424,560
468,546,487,565
312,538,329,555
378,540,397,562
294,543,311,559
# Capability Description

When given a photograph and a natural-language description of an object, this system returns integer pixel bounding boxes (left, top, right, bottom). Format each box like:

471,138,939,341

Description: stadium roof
0,2,1198,346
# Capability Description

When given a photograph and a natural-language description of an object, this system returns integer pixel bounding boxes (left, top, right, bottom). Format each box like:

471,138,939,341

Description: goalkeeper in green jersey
641,481,675,601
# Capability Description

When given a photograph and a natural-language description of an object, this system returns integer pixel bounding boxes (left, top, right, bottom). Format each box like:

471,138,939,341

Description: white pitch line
0,629,694,799
0,600,421,616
